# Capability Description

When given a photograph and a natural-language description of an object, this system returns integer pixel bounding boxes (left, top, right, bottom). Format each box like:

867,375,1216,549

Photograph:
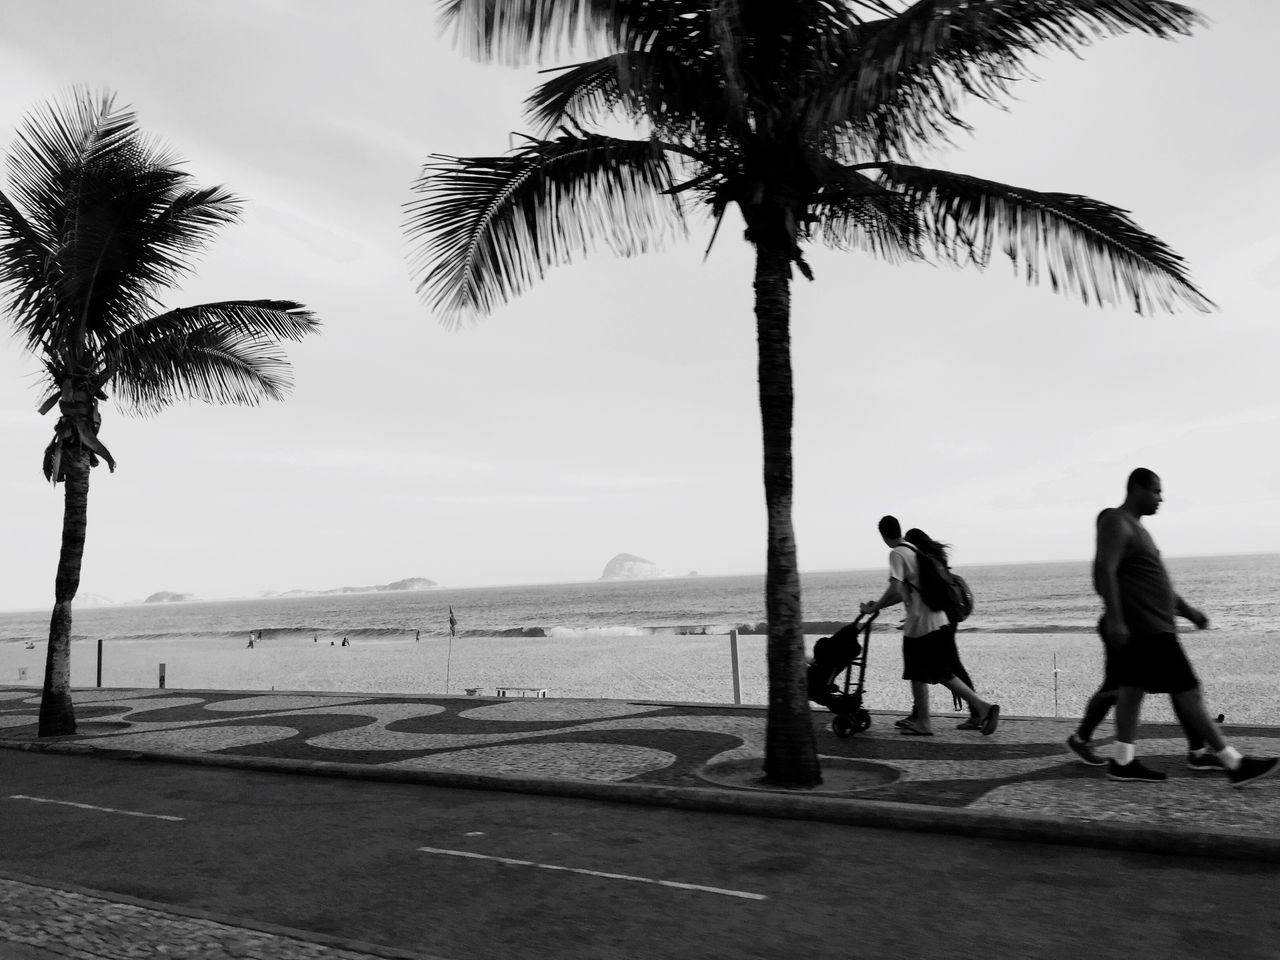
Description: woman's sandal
980,704,1001,736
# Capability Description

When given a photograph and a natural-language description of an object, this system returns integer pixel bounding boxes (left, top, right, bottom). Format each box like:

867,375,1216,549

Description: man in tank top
1091,468,1276,787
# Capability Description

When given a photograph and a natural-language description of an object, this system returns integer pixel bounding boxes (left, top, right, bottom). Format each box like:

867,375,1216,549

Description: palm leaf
876,162,1213,313
1,89,247,356
824,0,1204,157
0,188,57,354
440,0,625,66
809,164,923,262
526,52,726,141
406,132,685,323
441,0,893,67
101,300,319,413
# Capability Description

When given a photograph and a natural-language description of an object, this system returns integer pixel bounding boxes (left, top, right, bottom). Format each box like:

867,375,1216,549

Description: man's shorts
901,626,955,685
1109,631,1200,694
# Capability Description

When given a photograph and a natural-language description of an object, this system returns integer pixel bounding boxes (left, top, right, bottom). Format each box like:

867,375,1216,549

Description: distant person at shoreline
1086,468,1276,787
415,629,420,642
861,516,998,736
341,636,349,647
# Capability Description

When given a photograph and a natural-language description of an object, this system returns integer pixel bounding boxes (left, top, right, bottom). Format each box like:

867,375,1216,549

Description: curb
5,735,1280,864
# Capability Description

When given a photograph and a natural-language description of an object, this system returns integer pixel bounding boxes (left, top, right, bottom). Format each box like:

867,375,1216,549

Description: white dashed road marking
9,795,185,822
417,846,766,900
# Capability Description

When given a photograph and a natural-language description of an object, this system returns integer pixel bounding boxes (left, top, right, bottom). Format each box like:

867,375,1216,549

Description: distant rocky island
144,591,196,604
270,577,438,598
599,553,663,581
73,593,119,608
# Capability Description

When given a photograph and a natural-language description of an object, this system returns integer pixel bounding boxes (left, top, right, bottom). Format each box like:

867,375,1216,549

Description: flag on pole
448,606,457,637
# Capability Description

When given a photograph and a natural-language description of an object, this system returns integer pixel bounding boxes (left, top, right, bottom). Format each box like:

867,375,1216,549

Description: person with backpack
904,527,984,729
860,516,999,736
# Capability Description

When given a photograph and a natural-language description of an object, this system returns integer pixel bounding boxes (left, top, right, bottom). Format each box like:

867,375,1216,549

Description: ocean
3,554,1280,721
2,553,1279,645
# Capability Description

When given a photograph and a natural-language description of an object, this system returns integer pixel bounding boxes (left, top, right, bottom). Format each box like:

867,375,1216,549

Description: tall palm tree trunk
753,240,821,788
38,449,89,737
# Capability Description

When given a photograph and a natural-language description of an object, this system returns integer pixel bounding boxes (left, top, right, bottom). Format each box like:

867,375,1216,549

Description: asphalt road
2,750,1278,960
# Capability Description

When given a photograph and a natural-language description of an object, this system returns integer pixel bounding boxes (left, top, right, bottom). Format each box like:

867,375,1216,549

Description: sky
1,0,1277,612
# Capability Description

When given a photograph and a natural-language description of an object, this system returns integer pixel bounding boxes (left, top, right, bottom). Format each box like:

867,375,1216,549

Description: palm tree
0,89,320,737
406,0,1211,787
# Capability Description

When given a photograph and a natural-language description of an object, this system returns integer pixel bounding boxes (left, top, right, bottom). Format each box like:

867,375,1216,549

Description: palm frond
824,0,1204,157
876,162,1213,313
808,165,923,263
443,0,875,68
0,188,57,354
1,88,246,354
406,132,685,324
526,51,730,145
441,0,624,66
101,301,319,413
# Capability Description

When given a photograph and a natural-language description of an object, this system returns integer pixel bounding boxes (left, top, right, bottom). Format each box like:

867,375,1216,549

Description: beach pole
1053,653,1059,718
96,639,103,688
445,606,457,694
729,629,741,705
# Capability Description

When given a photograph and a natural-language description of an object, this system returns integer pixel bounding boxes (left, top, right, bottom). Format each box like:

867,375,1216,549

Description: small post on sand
159,663,166,689
445,606,457,694
729,629,741,705
96,638,103,688
1053,653,1059,718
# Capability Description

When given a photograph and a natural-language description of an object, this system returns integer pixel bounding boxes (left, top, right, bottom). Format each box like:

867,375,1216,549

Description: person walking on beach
1088,468,1277,787
904,528,984,730
1066,623,1217,770
861,516,999,736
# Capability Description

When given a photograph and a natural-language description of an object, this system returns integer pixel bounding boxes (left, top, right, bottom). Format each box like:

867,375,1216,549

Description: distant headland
599,553,663,581
268,577,438,598
144,591,196,604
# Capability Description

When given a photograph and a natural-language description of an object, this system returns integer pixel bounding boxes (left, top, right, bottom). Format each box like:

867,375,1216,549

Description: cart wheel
831,714,856,738
854,709,872,733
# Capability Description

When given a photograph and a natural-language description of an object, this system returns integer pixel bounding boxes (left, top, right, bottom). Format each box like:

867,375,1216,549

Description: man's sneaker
1107,758,1167,783
1067,734,1106,767
1187,750,1225,772
1228,756,1280,789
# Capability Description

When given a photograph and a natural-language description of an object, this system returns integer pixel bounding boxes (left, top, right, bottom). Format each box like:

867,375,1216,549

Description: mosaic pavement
3,687,1280,840
0,875,426,960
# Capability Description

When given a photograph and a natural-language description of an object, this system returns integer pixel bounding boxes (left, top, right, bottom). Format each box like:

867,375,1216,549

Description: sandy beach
4,626,1277,725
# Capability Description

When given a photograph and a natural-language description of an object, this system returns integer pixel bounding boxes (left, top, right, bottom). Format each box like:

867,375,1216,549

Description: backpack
901,543,974,624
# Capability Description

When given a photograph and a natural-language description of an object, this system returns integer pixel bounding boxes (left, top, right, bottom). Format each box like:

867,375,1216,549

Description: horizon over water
3,552,1280,645
6,549,1278,615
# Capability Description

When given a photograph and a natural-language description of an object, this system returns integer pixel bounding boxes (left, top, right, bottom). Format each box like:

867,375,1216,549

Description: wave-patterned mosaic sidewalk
2,688,1279,838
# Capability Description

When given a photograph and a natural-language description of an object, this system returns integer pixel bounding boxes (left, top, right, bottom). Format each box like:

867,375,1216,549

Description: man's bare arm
1175,595,1210,629
1094,509,1131,644
862,581,902,615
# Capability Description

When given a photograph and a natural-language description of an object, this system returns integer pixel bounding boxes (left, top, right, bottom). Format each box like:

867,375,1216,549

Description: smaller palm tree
0,89,321,737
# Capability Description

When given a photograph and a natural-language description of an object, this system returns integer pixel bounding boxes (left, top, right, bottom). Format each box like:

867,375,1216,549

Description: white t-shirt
889,544,949,638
